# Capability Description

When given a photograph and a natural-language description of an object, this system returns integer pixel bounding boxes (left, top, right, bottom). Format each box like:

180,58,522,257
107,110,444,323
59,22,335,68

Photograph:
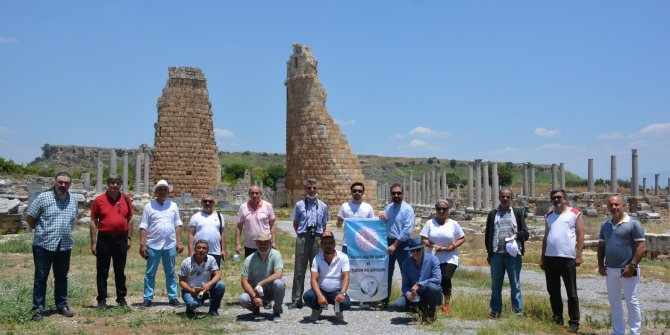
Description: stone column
631,149,639,196
668,178,670,196
143,148,151,194
135,152,142,195
522,163,528,196
611,155,618,194
559,163,565,190
96,150,103,194
551,164,558,190
82,173,90,189
654,174,660,196
642,177,647,196
492,163,500,209
110,149,117,175
443,170,449,199
122,150,129,194
431,170,437,204
529,163,535,197
421,173,427,205
475,159,482,210
483,162,490,210
587,158,594,192
408,171,413,204
467,163,474,209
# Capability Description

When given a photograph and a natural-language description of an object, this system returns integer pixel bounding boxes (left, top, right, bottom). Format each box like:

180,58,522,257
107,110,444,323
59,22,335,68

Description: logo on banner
354,227,380,252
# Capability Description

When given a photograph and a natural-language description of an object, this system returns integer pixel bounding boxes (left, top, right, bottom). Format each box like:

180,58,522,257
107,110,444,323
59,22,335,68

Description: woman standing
420,199,465,314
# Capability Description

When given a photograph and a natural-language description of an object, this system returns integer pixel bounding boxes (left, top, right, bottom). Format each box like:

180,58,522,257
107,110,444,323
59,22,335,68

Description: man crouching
178,239,226,318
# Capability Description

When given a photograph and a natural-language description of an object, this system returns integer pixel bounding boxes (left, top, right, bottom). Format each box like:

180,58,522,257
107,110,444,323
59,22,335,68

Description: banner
344,218,388,302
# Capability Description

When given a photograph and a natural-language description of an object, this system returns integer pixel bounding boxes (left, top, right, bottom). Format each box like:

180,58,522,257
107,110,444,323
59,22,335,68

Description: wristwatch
629,262,638,269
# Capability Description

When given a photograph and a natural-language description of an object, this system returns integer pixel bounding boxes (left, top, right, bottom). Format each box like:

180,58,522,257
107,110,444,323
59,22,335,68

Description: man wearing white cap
139,179,184,308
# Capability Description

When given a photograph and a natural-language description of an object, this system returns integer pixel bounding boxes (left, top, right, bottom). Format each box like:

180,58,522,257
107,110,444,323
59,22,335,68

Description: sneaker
57,306,74,317
117,299,128,308
208,310,220,317
488,311,500,319
264,300,273,310
288,301,303,309
375,302,388,311
168,298,181,307
568,323,579,333
441,305,450,314
335,311,344,319
272,312,282,323
31,308,44,321
251,306,261,317
360,302,371,309
141,299,152,308
97,301,107,309
309,308,322,321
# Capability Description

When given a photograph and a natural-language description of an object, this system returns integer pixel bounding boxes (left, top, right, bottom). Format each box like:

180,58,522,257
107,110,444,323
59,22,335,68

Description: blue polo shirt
291,198,329,234
599,213,645,268
27,190,78,251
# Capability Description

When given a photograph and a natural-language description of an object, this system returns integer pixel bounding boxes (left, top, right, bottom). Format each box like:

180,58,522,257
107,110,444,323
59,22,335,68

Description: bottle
233,253,240,262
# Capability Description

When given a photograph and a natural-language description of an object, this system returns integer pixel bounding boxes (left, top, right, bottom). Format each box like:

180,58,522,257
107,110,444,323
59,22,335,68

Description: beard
324,247,336,255
54,188,68,201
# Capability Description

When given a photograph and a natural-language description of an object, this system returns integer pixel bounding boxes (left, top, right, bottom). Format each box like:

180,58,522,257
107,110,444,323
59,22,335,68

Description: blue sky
1,1,669,185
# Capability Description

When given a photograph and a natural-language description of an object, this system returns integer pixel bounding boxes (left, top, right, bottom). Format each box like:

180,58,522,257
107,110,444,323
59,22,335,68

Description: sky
1,1,669,185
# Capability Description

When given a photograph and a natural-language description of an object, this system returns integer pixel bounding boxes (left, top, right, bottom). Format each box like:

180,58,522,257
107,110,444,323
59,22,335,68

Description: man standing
540,189,584,333
139,179,184,307
393,238,442,324
485,188,528,318
90,174,133,309
178,239,226,318
379,183,415,310
337,182,375,255
303,231,351,321
188,192,227,267
597,195,646,335
238,234,285,322
27,172,78,321
236,185,276,258
289,178,329,309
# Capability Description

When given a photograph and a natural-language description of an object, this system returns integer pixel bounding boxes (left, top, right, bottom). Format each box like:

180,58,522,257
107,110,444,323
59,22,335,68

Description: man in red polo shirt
90,174,133,309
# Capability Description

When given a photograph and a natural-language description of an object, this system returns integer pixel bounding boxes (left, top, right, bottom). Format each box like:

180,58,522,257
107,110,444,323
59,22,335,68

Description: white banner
344,218,388,302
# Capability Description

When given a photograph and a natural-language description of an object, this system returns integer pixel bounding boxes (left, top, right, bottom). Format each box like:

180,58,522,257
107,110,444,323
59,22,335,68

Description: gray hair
435,199,450,208
194,239,209,250
107,173,122,183
305,178,317,186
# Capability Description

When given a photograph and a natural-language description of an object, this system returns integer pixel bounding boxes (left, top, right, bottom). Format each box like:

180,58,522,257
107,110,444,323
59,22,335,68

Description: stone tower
285,44,377,208
150,66,220,197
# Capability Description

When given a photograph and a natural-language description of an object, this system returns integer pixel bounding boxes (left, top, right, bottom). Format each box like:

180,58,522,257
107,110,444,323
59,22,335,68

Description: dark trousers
292,234,321,302
383,238,409,304
544,256,580,326
96,232,128,302
303,289,352,311
32,245,71,309
392,282,443,319
209,253,222,268
244,247,257,258
439,263,458,296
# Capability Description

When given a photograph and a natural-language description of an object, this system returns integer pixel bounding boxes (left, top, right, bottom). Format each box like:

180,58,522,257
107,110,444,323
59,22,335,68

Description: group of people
26,172,647,334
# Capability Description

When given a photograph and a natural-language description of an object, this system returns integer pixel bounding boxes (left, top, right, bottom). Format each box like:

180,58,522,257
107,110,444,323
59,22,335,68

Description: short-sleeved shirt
241,249,283,287
139,199,182,250
91,192,132,234
599,213,646,268
27,190,78,251
311,250,350,292
385,201,415,241
291,199,329,234
338,201,375,247
189,211,223,255
420,218,465,265
179,254,220,287
544,207,581,258
237,200,275,249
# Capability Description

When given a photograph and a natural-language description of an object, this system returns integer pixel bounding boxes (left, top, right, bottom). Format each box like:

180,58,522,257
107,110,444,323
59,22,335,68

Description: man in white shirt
188,192,227,267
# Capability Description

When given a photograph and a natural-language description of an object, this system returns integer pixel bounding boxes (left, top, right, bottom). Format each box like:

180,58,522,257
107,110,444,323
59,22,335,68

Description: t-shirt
179,254,219,287
544,207,581,258
189,211,223,255
338,201,375,247
311,250,350,292
420,218,465,265
599,213,646,268
237,200,275,249
241,249,283,287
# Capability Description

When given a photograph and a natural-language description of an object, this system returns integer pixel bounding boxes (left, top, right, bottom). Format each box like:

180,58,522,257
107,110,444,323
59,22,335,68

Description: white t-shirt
544,207,581,258
311,250,350,292
189,211,223,255
337,201,375,247
420,218,465,265
139,199,183,250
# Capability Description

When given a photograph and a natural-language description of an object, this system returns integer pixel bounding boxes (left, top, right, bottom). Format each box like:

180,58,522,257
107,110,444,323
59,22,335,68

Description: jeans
544,256,579,326
182,281,226,312
96,232,128,302
383,238,409,304
391,282,443,318
606,267,641,335
291,234,320,302
303,289,352,311
490,252,522,314
32,245,71,309
143,247,178,301
239,279,285,314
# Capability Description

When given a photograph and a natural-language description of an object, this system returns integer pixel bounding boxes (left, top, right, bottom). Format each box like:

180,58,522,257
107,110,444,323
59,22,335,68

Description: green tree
497,162,514,186
449,159,457,169
262,164,287,188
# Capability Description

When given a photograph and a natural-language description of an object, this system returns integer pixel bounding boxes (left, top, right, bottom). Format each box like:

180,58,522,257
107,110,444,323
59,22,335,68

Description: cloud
0,36,19,44
640,122,670,135
408,126,450,138
535,143,577,151
597,132,621,140
409,139,429,147
492,146,520,154
534,127,561,138
334,118,355,126
0,126,16,136
390,133,405,139
214,128,235,138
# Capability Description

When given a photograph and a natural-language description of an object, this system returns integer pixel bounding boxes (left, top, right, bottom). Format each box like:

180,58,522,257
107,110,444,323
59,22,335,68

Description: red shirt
91,192,133,234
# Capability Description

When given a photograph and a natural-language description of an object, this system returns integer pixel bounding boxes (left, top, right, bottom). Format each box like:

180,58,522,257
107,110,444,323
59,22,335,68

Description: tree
262,164,287,188
497,163,513,186
449,159,457,169
223,162,250,180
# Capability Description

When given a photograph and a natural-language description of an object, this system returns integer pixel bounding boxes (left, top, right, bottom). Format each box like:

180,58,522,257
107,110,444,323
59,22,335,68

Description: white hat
152,179,174,192
505,235,519,257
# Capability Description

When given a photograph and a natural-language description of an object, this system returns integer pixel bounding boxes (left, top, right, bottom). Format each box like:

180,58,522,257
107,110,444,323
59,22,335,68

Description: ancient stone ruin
284,44,377,208
149,67,221,197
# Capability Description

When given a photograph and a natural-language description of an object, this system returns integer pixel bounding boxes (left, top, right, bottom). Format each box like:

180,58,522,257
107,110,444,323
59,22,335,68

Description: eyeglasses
436,207,449,212
551,196,563,200
202,200,214,204
391,192,402,196
351,189,364,194
307,186,317,190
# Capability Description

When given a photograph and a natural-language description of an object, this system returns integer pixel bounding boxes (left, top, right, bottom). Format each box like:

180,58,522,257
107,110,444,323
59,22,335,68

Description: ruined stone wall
150,67,220,197
285,44,377,209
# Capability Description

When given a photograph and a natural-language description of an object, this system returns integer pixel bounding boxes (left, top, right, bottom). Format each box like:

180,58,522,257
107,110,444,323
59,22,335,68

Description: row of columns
585,148,665,195
95,147,151,195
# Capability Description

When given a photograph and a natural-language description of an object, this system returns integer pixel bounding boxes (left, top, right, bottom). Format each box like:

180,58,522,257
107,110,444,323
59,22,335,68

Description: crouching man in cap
393,237,442,323
178,239,226,318
238,234,285,322
303,231,351,321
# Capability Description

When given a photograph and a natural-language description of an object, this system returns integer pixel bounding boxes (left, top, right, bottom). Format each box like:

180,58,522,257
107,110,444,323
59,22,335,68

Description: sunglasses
391,192,402,196
202,200,214,204
351,189,364,194
436,207,449,212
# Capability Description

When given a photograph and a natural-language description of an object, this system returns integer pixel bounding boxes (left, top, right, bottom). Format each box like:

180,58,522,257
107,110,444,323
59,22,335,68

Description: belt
98,231,129,239
297,232,322,238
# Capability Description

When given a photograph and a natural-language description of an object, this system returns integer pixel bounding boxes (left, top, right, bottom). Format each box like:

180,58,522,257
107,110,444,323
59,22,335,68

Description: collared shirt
91,192,132,234
139,199,182,250
237,200,275,249
27,190,78,252
241,249,284,287
400,252,441,295
544,207,581,258
179,254,219,287
385,201,415,241
420,218,465,265
599,213,646,268
189,211,223,255
311,250,350,292
291,199,329,234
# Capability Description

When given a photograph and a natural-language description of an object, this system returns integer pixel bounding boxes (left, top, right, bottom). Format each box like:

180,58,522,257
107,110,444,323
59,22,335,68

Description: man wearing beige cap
238,234,285,322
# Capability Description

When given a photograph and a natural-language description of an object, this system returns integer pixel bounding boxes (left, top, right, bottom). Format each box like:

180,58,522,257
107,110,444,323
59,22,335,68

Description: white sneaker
310,308,322,321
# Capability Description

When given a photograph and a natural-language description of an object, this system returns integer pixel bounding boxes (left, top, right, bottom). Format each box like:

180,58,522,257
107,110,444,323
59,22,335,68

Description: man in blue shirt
26,172,79,321
289,178,329,309
393,237,442,323
379,183,415,309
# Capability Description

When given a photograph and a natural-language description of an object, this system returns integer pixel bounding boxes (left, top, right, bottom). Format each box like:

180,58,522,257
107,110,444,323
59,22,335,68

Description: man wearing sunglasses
188,192,227,268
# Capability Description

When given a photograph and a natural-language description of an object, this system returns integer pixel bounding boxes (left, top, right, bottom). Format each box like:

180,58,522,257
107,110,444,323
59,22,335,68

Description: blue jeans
303,289,351,311
182,281,226,312
32,245,71,309
144,247,178,300
490,252,522,314
383,238,409,304
391,282,443,318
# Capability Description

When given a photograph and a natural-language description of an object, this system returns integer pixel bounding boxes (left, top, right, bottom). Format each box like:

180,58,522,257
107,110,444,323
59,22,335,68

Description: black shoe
252,306,261,317
488,311,500,319
141,300,152,308
208,310,220,317
288,301,303,309
168,298,181,307
58,306,74,317
97,301,107,309
568,323,579,333
31,308,44,321
185,309,196,318
117,299,128,308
